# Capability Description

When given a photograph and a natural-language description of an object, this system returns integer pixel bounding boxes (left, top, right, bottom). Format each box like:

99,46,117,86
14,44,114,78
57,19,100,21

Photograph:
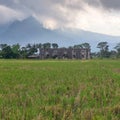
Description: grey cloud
1,0,120,15
0,0,120,31
100,0,120,9
85,0,120,10
0,0,97,22
0,0,83,15
0,5,25,24
85,0,100,6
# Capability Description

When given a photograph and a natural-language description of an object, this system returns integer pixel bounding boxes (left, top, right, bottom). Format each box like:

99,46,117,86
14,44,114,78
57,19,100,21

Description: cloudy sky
0,0,120,36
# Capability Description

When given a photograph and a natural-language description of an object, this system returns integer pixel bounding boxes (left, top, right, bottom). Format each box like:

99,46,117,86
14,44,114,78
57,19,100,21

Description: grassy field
0,59,120,120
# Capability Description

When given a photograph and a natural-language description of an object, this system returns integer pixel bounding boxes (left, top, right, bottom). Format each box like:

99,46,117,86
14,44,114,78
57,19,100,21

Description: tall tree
81,43,91,49
74,44,83,49
29,44,38,55
97,42,108,51
52,43,58,48
26,43,32,50
114,43,120,58
12,44,20,58
36,43,43,49
1,45,13,59
43,43,51,49
0,44,7,50
20,47,27,58
97,42,110,58
36,43,43,56
26,44,38,56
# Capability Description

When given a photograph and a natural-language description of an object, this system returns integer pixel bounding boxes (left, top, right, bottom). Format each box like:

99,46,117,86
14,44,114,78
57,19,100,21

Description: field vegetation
0,59,120,120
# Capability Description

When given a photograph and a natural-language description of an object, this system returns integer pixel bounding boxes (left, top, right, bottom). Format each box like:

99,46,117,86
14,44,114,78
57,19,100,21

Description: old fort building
39,48,91,59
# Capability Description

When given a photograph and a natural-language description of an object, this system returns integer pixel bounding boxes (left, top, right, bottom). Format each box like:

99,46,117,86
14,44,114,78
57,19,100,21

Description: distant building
39,48,91,59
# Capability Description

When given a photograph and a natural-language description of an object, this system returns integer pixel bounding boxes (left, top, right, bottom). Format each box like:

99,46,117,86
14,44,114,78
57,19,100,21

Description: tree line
0,42,120,59
0,43,59,59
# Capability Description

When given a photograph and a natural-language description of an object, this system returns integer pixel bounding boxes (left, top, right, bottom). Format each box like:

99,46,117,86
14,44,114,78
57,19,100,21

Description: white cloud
64,3,120,36
0,5,25,24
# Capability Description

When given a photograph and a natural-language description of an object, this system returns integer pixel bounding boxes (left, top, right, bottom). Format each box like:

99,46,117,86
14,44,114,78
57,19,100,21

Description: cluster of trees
71,42,120,59
94,42,120,59
0,42,91,59
0,43,59,59
0,42,120,59
69,43,91,49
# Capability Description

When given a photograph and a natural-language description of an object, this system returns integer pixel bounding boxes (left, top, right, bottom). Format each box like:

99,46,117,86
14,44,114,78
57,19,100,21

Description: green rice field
0,59,120,120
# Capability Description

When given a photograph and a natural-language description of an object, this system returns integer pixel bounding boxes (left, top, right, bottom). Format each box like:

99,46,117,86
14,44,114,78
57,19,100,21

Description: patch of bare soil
113,68,120,74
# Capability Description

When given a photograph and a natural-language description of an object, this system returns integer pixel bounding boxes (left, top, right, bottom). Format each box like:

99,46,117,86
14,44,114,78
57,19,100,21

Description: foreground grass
0,59,120,120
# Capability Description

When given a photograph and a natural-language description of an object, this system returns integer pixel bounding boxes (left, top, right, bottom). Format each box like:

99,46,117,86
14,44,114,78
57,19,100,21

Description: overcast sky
0,0,120,36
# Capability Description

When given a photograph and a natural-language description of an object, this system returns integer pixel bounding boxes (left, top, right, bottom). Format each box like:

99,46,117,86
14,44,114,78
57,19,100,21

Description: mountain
0,17,69,46
0,16,120,51
0,23,10,35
